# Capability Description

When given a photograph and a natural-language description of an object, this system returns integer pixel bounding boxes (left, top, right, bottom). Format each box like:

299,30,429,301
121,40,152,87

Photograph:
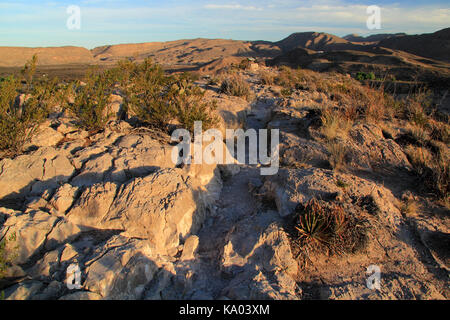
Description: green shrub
21,54,38,91
0,232,17,279
122,60,172,128
355,71,375,81
68,69,114,131
121,59,218,132
0,75,50,156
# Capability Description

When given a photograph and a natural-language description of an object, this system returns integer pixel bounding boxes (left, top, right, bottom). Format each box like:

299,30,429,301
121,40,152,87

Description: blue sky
0,0,448,48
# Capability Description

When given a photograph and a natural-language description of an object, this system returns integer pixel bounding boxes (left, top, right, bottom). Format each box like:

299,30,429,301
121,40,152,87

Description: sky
0,0,449,49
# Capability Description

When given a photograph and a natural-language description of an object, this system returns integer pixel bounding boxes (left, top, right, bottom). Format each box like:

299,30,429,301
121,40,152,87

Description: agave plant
295,199,332,247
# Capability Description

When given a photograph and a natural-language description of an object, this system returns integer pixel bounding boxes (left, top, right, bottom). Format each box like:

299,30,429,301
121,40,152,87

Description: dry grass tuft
220,74,253,100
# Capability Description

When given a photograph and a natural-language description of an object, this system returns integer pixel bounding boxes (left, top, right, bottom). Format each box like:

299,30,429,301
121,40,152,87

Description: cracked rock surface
0,72,448,300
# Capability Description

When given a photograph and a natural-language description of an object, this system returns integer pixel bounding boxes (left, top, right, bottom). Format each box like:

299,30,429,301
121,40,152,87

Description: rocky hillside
0,60,448,300
343,33,407,43
379,28,450,62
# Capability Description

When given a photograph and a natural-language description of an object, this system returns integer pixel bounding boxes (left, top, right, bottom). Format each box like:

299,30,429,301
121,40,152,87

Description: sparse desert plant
404,91,432,127
238,59,251,70
405,144,449,198
401,199,420,217
220,74,252,100
170,77,219,132
355,71,375,81
327,140,347,171
336,178,349,189
320,107,352,140
295,199,332,248
259,70,276,85
280,88,293,97
405,123,430,146
122,59,218,132
0,75,50,156
0,232,17,279
20,54,38,91
292,198,369,256
124,60,175,128
428,120,449,144
68,69,114,131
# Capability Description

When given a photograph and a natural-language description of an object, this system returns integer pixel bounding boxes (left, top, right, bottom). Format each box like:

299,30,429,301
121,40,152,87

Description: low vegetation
220,74,253,100
0,57,219,157
68,69,115,131
405,144,449,199
0,232,17,279
291,198,369,257
326,140,347,172
0,56,59,157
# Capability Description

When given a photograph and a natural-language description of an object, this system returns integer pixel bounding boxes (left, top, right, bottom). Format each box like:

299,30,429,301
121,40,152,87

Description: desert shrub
220,74,252,100
320,107,352,141
280,88,293,97
0,232,17,279
274,66,297,88
123,60,173,127
355,71,375,81
405,145,449,198
292,198,368,256
401,199,420,217
428,120,449,144
0,72,52,156
238,59,251,70
405,124,430,146
169,76,219,132
274,66,391,123
21,54,38,91
336,178,349,189
68,69,115,131
327,140,347,171
121,59,218,132
329,79,386,123
259,70,276,85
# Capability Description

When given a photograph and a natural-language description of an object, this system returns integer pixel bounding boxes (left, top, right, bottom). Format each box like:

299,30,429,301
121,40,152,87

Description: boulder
0,147,75,200
28,127,64,148
84,239,158,299
0,210,58,265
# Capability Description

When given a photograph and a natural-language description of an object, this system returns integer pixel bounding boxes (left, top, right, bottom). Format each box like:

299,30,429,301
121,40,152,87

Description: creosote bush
66,58,218,133
122,60,218,132
0,55,58,156
68,69,115,131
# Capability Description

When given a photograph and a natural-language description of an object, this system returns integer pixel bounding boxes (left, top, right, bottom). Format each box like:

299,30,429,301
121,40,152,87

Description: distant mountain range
0,28,448,84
